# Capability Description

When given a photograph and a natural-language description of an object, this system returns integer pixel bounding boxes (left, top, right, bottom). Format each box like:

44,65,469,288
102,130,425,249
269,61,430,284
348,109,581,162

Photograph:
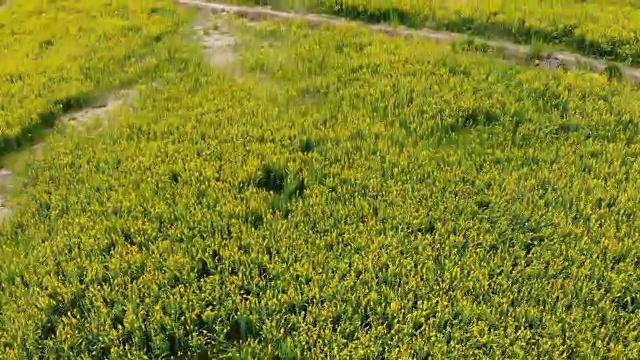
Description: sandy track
178,0,640,84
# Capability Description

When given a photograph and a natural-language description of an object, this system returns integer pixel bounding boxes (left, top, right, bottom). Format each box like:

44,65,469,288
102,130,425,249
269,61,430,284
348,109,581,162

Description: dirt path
178,0,640,84
193,17,238,69
59,89,138,129
0,89,138,225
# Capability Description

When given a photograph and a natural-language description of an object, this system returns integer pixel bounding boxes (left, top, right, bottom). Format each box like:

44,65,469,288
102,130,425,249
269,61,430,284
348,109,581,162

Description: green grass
2,2,640,359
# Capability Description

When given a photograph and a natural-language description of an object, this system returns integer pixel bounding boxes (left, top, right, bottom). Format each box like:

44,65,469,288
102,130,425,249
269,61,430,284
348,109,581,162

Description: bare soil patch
193,15,240,72
59,89,138,130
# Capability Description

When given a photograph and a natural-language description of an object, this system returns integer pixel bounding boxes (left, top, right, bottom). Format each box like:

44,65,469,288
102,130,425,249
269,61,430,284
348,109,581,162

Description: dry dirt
193,15,239,72
59,89,138,129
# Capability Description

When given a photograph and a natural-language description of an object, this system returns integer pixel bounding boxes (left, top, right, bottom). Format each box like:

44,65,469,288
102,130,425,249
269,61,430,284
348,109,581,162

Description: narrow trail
178,0,640,85
58,89,138,130
0,89,138,224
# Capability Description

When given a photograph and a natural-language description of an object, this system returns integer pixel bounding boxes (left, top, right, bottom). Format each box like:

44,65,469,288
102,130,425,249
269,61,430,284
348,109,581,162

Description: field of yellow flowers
1,0,640,358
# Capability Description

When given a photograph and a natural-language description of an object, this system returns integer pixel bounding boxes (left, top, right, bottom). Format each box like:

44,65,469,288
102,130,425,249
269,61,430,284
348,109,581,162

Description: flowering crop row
218,0,640,64
332,0,640,64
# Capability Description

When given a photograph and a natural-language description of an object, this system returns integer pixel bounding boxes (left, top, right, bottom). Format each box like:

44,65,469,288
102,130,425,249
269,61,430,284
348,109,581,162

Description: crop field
1,0,640,358
217,0,640,65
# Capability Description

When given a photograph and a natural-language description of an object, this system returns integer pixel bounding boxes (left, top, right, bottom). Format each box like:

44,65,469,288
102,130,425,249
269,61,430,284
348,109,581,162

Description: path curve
0,88,138,225
178,0,640,85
